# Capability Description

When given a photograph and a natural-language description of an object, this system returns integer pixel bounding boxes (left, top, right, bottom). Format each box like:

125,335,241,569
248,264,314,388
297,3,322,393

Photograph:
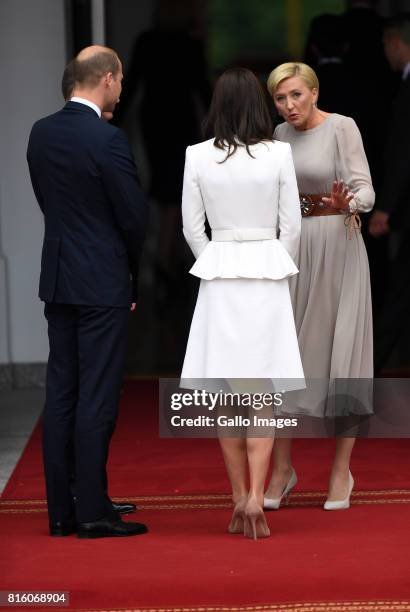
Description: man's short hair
384,13,410,46
62,59,77,101
75,49,120,89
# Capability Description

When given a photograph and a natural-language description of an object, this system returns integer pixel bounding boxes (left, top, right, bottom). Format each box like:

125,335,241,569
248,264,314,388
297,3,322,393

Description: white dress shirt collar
70,96,102,118
402,62,410,81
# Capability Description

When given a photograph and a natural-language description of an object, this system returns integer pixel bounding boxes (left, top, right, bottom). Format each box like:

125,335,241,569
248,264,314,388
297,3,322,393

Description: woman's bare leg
246,436,274,506
218,437,248,502
264,437,293,499
327,437,355,501
241,436,274,538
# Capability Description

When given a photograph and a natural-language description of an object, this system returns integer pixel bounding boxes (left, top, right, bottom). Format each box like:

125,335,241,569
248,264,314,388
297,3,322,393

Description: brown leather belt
299,193,342,217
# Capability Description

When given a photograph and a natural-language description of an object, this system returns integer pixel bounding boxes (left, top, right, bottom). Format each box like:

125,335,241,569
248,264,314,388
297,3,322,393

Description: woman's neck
296,108,330,131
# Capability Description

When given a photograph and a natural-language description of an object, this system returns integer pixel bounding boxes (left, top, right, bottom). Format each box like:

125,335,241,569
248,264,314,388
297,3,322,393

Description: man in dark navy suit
60,56,137,519
27,46,149,538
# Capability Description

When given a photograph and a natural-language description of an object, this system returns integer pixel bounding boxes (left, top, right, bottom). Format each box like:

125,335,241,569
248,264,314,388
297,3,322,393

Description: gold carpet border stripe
2,498,410,514
2,489,410,506
77,599,410,612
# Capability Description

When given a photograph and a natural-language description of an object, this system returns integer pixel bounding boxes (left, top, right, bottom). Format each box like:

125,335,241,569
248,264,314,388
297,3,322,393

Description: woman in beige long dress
264,63,374,510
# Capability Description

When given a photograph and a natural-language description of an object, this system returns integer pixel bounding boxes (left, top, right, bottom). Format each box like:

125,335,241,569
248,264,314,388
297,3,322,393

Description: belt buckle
300,194,314,217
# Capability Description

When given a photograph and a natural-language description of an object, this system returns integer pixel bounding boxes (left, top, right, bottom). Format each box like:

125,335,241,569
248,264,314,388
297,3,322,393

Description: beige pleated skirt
287,215,373,417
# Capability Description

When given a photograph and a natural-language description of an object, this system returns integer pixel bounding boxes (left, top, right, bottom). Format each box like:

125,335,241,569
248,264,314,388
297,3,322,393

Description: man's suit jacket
27,101,148,306
376,76,410,231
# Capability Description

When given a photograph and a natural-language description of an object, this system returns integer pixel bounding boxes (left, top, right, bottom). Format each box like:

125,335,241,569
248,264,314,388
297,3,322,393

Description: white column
92,0,106,45
0,0,66,383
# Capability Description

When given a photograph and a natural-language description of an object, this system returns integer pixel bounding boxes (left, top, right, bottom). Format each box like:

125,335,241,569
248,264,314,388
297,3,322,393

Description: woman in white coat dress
181,68,304,539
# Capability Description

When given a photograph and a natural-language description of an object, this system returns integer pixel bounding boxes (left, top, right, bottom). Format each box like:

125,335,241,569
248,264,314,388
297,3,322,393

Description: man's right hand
369,210,390,238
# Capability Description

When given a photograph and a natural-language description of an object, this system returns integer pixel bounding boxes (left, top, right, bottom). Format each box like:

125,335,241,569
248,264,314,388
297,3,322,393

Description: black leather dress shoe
49,518,77,537
77,517,148,539
112,502,137,515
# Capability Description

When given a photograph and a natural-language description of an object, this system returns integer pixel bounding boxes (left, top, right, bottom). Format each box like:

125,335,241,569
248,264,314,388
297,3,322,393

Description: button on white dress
181,138,305,385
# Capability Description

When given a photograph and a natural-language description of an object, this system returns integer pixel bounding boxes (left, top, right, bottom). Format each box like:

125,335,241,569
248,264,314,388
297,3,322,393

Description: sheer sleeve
335,116,375,213
278,143,301,261
182,147,209,258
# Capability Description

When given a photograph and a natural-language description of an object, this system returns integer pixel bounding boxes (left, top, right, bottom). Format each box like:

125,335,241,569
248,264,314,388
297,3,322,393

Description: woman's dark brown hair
204,67,273,162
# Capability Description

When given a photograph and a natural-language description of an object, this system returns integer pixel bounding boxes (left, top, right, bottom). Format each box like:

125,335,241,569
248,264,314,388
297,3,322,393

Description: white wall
0,0,66,366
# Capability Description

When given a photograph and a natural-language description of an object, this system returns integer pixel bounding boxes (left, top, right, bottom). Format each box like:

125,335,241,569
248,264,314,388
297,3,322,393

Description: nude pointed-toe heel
244,499,270,540
228,496,247,534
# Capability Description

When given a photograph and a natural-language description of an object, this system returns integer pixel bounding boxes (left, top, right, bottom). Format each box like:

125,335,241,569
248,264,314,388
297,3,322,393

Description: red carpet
1,381,410,611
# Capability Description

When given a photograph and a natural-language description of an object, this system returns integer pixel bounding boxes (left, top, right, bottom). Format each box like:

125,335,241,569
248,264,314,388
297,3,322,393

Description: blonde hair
267,62,319,96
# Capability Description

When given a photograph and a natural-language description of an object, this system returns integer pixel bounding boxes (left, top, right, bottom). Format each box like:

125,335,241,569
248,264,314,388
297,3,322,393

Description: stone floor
0,389,44,494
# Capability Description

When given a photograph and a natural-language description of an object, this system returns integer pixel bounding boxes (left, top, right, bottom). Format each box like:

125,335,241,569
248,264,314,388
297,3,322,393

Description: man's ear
104,72,113,87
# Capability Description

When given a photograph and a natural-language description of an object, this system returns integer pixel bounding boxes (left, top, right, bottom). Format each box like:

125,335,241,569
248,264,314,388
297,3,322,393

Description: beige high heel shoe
324,471,354,510
228,496,247,534
263,468,297,510
243,498,270,540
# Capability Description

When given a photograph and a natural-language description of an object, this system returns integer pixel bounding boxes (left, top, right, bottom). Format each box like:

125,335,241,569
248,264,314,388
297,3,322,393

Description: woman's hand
321,180,354,211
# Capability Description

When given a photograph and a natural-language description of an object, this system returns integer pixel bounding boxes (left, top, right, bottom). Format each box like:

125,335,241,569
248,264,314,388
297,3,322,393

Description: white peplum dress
180,138,305,384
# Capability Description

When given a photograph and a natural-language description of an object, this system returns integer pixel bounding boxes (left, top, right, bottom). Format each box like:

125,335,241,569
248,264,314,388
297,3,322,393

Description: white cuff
348,197,359,213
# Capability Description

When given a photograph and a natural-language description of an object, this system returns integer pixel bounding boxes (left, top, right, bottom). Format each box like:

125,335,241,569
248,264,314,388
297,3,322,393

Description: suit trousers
43,303,129,523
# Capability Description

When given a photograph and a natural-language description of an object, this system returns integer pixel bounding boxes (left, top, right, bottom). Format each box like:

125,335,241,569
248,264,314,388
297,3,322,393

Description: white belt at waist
211,228,276,242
